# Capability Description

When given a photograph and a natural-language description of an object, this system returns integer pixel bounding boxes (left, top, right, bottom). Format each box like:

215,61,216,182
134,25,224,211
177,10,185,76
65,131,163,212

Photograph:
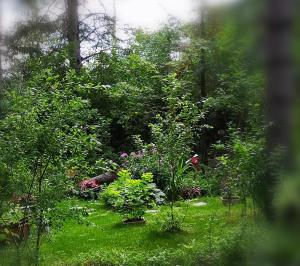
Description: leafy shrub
0,204,24,226
121,138,164,187
215,131,265,204
101,170,165,220
180,187,201,199
157,209,185,232
176,171,202,199
0,67,109,255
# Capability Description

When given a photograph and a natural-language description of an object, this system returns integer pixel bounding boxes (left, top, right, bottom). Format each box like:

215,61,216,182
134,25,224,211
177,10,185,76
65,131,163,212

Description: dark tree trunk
112,0,117,49
0,38,2,81
66,0,81,72
0,0,3,119
0,0,3,81
199,0,208,166
263,0,295,220
200,4,206,99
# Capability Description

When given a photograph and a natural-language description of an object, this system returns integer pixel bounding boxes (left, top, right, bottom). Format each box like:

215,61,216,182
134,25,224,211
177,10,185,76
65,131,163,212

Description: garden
0,0,300,265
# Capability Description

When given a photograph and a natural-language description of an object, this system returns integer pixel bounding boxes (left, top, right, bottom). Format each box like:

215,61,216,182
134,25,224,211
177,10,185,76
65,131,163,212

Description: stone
145,210,159,214
192,202,207,207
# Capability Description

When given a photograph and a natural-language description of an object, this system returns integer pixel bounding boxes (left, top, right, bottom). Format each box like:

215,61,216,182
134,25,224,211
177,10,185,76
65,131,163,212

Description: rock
192,202,207,207
145,210,159,214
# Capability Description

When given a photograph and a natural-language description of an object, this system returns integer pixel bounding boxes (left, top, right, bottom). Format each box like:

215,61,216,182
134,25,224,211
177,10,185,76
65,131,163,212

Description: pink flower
120,152,128,158
80,179,100,190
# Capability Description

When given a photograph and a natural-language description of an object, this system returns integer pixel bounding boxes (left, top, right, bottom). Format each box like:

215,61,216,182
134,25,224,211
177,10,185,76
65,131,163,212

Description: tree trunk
0,0,3,81
66,0,81,72
263,0,295,220
199,0,207,98
112,0,117,50
199,0,208,166
0,0,3,119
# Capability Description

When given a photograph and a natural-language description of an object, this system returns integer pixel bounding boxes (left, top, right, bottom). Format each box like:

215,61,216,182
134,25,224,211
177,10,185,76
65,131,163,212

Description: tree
0,0,3,80
199,0,208,166
0,66,107,263
263,0,296,220
66,0,81,72
112,0,117,49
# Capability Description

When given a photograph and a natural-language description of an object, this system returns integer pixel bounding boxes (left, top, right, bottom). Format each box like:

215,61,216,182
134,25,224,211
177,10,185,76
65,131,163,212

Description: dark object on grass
123,217,145,225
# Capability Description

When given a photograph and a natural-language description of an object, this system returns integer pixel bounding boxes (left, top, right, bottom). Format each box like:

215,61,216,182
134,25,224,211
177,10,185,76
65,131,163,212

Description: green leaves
0,66,110,236
101,170,163,220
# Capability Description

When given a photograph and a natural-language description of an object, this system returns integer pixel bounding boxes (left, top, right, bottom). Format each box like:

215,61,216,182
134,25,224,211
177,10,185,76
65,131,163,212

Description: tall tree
199,0,207,99
263,0,295,220
199,0,208,166
0,0,3,80
66,0,81,72
112,0,117,49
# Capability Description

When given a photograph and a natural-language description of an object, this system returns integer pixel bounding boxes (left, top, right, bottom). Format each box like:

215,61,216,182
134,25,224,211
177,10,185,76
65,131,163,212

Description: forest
0,0,299,265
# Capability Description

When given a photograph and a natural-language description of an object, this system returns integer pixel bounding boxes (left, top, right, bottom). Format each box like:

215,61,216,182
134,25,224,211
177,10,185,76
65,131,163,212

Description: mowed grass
40,197,252,265
0,197,254,266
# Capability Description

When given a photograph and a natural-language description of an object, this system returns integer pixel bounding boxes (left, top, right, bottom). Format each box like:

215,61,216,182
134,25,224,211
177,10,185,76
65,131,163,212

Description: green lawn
1,197,253,266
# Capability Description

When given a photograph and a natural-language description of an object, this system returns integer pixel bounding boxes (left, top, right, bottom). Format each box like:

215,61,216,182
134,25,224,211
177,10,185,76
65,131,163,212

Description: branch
82,49,110,61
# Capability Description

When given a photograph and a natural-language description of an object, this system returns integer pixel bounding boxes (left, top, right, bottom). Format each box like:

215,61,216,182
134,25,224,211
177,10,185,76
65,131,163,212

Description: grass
0,197,254,266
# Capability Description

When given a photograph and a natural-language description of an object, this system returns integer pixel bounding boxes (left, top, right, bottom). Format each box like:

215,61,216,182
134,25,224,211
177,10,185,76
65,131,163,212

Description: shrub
177,172,202,199
121,139,165,188
0,67,109,257
101,170,165,221
180,187,201,199
157,209,185,232
215,131,265,205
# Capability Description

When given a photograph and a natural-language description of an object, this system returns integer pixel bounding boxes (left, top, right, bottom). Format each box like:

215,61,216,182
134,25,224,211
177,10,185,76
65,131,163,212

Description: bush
101,170,165,221
157,208,185,232
214,131,265,204
180,187,201,199
121,140,162,184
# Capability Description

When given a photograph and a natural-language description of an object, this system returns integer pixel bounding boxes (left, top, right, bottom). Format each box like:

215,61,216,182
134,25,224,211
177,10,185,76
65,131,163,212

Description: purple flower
120,152,128,158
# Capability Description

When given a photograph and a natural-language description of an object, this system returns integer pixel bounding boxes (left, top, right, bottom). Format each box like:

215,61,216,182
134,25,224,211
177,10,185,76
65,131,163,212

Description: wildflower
120,152,128,158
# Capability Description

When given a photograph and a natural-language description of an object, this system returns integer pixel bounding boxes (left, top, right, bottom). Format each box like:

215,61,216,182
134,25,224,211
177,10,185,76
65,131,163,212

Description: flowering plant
120,152,128,158
186,154,200,171
180,187,201,199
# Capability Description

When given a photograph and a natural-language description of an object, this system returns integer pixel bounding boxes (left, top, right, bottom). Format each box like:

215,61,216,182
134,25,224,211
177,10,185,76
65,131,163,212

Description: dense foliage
101,170,164,221
1,1,297,265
